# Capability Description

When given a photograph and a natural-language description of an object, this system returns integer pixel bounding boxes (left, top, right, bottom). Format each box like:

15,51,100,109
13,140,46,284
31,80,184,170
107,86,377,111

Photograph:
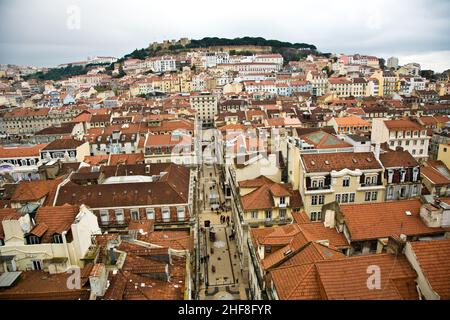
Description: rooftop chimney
374,143,380,160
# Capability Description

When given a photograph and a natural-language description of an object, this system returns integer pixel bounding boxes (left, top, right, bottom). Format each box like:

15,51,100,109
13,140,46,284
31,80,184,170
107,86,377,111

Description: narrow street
197,163,249,300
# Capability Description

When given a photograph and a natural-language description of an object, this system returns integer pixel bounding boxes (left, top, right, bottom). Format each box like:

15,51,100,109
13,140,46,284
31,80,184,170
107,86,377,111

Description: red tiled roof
0,144,48,159
340,199,445,241
301,152,382,173
384,119,422,130
379,150,419,168
0,270,90,300
11,178,62,202
270,253,418,300
421,161,450,185
408,239,450,300
34,205,80,242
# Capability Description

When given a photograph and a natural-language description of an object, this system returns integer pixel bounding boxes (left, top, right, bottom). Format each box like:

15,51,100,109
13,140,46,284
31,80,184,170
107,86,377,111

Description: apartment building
306,71,328,96
144,130,195,165
0,143,48,181
379,149,422,200
54,163,196,231
0,205,100,272
297,151,385,219
327,115,370,134
189,92,218,127
371,119,430,162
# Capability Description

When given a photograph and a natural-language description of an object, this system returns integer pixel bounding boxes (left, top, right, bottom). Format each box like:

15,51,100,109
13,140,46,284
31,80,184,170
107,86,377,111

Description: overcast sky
1,0,449,72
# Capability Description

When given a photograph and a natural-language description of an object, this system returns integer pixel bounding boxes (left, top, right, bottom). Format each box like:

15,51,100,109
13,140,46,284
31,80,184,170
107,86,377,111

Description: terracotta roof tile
340,199,445,241
0,144,48,159
408,238,450,299
379,150,419,168
301,152,382,173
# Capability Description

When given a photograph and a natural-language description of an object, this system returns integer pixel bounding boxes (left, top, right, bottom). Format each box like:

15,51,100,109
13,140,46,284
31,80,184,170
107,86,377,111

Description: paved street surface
197,163,249,300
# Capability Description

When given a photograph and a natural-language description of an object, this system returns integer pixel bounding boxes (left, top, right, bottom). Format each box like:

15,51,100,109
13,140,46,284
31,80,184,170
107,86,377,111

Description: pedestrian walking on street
206,254,210,262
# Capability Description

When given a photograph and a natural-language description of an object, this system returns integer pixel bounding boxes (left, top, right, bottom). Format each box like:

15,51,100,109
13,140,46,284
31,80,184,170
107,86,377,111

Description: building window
146,208,155,220
318,195,325,205
311,212,318,221
27,235,40,245
53,234,63,244
279,209,286,220
370,241,378,253
131,209,140,221
177,207,185,221
251,211,258,219
280,197,286,205
410,184,418,196
341,193,349,203
265,210,272,221
388,186,394,198
115,209,124,222
32,260,43,271
162,207,170,222
365,192,371,201
311,195,318,205
349,193,355,203
100,210,109,223
343,177,350,187
335,194,341,203
371,191,378,201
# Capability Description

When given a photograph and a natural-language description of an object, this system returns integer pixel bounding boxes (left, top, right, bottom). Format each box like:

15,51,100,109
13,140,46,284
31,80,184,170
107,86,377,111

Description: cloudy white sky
1,0,449,71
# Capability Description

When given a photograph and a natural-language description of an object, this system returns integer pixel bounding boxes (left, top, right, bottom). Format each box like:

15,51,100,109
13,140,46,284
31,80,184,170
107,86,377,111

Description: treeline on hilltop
185,37,317,50
122,37,318,64
25,62,111,81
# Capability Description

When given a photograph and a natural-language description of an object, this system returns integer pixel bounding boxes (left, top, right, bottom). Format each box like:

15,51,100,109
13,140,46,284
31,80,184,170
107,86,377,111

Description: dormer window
162,207,170,222
280,197,286,205
412,167,419,182
400,169,406,183
100,210,109,223
177,207,185,221
387,169,394,183
27,235,40,245
53,234,63,244
115,209,124,222
146,208,155,220
131,209,140,221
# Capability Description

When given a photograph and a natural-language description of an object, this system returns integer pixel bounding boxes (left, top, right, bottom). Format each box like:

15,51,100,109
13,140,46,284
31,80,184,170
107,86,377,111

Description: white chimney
89,263,108,299
374,143,380,160
323,210,336,228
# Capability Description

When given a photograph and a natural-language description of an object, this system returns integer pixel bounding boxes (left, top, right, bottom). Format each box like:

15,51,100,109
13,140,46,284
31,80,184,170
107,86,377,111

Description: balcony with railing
248,217,293,228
